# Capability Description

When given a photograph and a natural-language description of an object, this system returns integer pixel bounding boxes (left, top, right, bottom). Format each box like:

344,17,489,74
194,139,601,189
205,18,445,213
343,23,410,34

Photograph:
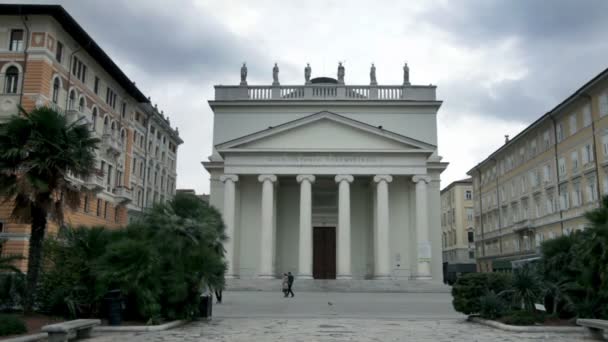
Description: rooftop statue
370,63,377,85
403,63,410,85
240,62,247,85
272,63,279,85
337,62,345,84
305,63,311,84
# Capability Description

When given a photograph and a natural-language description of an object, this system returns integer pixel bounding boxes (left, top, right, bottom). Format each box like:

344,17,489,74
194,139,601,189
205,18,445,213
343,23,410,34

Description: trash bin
199,294,213,319
104,289,123,326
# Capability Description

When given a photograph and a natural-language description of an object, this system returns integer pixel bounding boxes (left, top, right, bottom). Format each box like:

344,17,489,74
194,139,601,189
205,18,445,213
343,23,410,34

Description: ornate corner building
0,4,183,270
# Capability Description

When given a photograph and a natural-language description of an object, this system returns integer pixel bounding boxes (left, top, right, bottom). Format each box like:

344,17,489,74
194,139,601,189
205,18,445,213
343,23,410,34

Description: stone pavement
87,291,586,341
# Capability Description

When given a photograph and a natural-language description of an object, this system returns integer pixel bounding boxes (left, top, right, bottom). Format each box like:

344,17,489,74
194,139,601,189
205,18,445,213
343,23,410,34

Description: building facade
203,62,448,283
468,68,608,272
440,178,476,283
0,5,182,269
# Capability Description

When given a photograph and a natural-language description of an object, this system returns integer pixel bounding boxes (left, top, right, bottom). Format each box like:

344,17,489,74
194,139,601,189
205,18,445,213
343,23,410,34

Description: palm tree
0,106,99,312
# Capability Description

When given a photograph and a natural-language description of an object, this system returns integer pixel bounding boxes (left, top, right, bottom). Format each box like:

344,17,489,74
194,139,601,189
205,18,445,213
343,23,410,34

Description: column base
298,274,313,279
336,274,352,280
225,274,238,279
257,274,276,279
414,276,432,281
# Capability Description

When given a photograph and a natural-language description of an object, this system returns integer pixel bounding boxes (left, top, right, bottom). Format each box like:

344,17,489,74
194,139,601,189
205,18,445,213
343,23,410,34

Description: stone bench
42,319,101,342
577,319,608,340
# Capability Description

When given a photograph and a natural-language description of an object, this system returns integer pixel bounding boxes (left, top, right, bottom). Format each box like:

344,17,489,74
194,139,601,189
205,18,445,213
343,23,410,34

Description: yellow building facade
0,5,182,270
468,68,608,272
440,178,476,283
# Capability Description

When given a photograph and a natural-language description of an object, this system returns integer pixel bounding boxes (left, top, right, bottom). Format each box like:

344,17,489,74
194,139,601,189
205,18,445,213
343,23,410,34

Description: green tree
0,107,98,312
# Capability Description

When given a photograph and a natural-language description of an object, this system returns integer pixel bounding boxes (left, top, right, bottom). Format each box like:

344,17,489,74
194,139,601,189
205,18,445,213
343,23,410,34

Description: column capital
258,174,277,183
335,174,354,184
220,174,239,183
296,174,316,184
373,174,393,183
412,175,431,184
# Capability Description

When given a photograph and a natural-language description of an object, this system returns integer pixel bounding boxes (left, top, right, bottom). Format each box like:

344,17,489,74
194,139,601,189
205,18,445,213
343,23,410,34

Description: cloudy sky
10,0,608,193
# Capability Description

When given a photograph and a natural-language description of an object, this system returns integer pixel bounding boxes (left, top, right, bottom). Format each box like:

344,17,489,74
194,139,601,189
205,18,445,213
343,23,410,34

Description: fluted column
258,174,277,278
335,175,354,279
220,174,238,278
413,175,432,279
374,175,393,279
296,174,315,279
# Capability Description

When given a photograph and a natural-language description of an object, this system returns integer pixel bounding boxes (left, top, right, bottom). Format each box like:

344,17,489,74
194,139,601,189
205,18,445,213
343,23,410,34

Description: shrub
0,273,25,311
452,273,512,315
479,291,506,319
0,314,27,336
502,310,545,326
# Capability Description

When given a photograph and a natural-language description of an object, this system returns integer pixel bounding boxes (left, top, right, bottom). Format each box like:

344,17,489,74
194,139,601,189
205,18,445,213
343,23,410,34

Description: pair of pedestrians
282,272,295,297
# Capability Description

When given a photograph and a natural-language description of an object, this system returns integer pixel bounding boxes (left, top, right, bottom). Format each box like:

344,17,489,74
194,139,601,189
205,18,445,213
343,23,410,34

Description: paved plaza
89,291,586,341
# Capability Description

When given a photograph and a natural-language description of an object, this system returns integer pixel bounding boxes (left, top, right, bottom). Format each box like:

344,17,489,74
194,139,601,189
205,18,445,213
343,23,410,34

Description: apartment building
468,68,608,272
0,4,182,269
441,178,476,283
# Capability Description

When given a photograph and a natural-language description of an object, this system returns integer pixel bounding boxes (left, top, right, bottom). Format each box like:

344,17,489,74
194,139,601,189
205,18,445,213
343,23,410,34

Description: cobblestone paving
90,318,585,342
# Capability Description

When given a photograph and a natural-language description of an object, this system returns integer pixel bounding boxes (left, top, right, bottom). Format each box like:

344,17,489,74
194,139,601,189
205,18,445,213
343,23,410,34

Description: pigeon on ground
328,302,333,306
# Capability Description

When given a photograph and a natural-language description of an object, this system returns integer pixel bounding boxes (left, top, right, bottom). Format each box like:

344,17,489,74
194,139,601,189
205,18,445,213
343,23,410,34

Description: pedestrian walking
287,271,295,297
282,273,289,297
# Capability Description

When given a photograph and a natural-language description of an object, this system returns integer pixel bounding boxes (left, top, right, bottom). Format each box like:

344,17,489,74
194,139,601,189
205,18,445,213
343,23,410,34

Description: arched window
52,77,60,103
68,90,76,110
4,66,19,94
91,107,98,130
120,129,126,145
111,121,116,137
78,96,85,112
103,116,109,134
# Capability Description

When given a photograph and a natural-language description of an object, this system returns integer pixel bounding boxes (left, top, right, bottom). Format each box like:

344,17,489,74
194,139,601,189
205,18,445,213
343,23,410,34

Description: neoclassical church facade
203,63,447,284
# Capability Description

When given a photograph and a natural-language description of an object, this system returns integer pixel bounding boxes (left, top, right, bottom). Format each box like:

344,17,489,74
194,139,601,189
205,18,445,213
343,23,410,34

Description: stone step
225,279,451,293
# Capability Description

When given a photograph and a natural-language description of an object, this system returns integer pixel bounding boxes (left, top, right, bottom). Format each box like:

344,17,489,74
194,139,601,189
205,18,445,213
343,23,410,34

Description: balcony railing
214,84,436,101
102,134,122,156
112,186,132,204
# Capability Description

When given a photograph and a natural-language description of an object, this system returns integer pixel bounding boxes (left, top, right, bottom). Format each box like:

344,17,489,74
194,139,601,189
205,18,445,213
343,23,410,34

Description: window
105,87,117,108
3,66,19,94
132,157,136,173
560,184,569,210
571,150,579,172
546,193,554,214
92,108,98,130
56,41,63,62
94,76,100,94
582,144,593,165
530,139,537,156
558,157,566,177
569,114,577,135
83,195,89,213
68,90,76,110
52,77,60,103
96,199,102,216
121,102,127,119
71,56,87,83
587,177,597,202
543,130,551,148
104,201,108,219
600,92,608,117
9,29,24,51
78,97,85,112
543,164,552,182
465,190,472,200
572,183,582,207
557,122,564,142
583,105,592,127
468,231,474,243
115,207,120,223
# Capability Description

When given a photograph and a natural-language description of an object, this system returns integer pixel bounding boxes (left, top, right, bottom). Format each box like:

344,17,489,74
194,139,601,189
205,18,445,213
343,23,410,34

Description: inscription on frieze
265,153,377,165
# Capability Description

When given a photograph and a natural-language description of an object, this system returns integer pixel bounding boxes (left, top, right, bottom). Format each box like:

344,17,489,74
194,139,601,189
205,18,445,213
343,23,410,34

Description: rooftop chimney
504,135,510,144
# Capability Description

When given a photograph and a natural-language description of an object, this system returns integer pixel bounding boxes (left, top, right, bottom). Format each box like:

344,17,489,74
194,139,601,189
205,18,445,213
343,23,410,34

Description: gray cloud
424,0,608,122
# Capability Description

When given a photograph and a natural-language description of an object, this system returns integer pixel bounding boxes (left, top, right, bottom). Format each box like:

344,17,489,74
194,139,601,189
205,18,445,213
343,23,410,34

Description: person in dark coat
287,272,295,297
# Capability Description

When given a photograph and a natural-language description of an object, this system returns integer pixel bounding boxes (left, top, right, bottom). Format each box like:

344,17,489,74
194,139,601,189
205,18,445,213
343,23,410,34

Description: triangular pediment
216,111,435,153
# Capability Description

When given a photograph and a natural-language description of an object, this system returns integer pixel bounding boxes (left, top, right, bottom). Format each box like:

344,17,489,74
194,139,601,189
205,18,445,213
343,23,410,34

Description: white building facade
203,63,447,283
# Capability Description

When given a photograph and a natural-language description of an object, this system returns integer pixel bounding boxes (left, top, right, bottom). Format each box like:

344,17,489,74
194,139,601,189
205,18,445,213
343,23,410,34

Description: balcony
102,134,122,157
84,170,105,191
112,186,132,204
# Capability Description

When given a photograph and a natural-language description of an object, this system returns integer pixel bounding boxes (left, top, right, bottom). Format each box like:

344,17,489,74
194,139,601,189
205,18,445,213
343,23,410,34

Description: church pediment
216,111,435,153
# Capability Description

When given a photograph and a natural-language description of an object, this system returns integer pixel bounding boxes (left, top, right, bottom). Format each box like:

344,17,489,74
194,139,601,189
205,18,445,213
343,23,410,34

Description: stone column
373,175,393,279
335,175,354,279
220,174,238,278
258,174,277,278
296,174,315,279
413,175,432,279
